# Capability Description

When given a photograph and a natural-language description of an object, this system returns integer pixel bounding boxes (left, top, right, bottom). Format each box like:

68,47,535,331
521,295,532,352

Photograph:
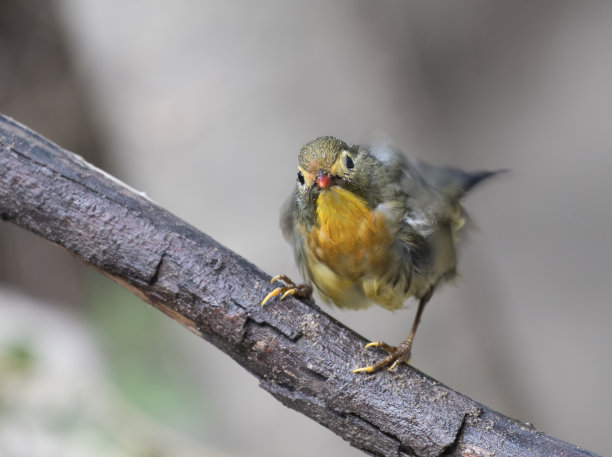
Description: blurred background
0,1,610,456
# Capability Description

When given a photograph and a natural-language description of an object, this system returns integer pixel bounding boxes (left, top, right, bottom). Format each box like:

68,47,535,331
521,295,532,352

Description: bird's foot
353,339,412,374
261,274,313,306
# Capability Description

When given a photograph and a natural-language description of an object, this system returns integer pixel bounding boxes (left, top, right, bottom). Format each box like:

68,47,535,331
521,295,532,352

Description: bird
261,136,500,373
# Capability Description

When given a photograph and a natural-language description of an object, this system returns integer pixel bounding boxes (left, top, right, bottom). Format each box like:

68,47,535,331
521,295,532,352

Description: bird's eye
345,154,355,170
297,170,305,185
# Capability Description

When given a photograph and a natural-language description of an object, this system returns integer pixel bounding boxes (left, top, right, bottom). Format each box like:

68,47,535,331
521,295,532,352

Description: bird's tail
414,161,507,199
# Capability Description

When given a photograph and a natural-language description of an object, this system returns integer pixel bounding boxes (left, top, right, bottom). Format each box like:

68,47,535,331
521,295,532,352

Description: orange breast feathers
306,187,393,279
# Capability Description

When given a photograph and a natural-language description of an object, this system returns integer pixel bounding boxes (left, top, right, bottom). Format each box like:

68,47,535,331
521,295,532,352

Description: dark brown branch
0,113,599,457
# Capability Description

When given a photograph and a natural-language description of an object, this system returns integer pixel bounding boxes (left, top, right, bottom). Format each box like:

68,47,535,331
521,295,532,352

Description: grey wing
279,194,311,283
392,207,459,299
280,194,297,243
371,145,459,295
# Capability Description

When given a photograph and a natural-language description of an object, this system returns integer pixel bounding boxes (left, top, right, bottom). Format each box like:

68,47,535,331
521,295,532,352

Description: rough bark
0,114,599,457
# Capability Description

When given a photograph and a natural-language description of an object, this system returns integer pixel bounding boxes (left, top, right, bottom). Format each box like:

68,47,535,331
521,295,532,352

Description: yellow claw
270,274,287,285
387,359,406,371
261,287,283,306
261,284,299,306
261,274,312,306
352,366,375,374
364,341,397,352
353,341,410,374
262,275,294,306
280,288,298,299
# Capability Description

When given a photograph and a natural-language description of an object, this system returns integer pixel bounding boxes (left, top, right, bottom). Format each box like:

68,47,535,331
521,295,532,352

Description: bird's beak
316,170,333,189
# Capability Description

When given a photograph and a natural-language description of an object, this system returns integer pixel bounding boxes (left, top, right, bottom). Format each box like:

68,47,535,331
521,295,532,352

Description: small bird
262,136,499,373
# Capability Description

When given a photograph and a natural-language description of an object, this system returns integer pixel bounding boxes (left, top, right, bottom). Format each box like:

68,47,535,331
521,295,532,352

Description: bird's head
294,136,378,206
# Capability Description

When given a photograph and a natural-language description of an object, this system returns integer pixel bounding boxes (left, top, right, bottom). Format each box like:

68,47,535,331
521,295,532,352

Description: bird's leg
261,274,313,306
354,289,433,373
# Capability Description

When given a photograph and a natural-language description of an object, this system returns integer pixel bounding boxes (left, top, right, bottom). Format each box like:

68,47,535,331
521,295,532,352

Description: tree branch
0,113,598,457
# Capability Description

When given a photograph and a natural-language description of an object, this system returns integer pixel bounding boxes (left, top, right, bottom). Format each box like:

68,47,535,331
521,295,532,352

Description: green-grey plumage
298,136,350,169
282,136,499,309
271,136,501,372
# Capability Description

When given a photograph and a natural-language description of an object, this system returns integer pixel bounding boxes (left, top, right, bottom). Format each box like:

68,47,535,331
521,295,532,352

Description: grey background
1,1,610,456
